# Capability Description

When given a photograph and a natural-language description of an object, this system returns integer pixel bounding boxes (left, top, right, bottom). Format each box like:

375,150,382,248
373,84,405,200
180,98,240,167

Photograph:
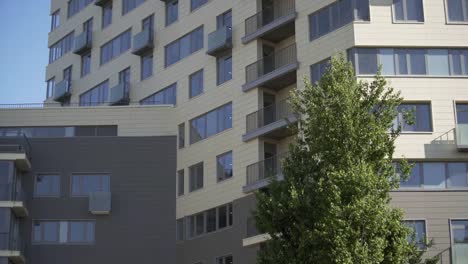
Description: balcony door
119,67,131,96
456,103,468,124
264,142,277,179
262,0,274,26
83,18,93,42
263,93,276,126
262,44,275,75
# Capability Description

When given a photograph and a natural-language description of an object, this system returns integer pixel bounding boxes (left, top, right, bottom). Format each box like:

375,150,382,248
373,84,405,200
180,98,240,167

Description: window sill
445,21,468,25
392,188,468,192
391,21,425,24
357,74,468,79
184,225,233,241
217,175,234,184
188,91,205,101
399,131,433,135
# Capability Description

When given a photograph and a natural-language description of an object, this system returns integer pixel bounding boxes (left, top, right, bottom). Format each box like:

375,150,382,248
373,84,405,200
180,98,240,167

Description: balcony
242,0,296,44
207,26,232,57
89,191,111,215
109,83,130,106
243,98,297,142
0,232,26,264
73,31,92,55
243,153,287,193
456,124,468,151
53,80,71,103
0,136,31,172
242,44,298,92
95,0,111,6
132,28,154,56
0,184,28,218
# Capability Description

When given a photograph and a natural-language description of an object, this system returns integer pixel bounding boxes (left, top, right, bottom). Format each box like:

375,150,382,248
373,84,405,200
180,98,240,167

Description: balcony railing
243,0,296,43
53,80,71,103
456,124,468,151
246,217,259,238
109,83,130,106
245,153,288,192
207,26,232,56
95,0,111,6
0,135,32,171
0,229,26,263
132,28,154,56
73,31,92,55
246,98,295,133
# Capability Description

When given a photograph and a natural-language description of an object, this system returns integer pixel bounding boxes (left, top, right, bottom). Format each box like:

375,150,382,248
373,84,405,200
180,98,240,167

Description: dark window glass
96,126,117,136
35,175,60,197
195,212,204,235
357,48,378,74
71,174,110,197
100,29,132,65
217,10,232,29
79,81,109,106
140,83,177,105
400,162,422,187
189,69,204,98
217,151,233,182
122,0,145,15
33,221,59,243
189,162,203,192
46,78,55,98
408,49,427,75
218,205,227,229
177,169,184,196
206,208,217,232
166,0,178,26
81,52,91,77
457,104,468,124
102,2,113,28
165,26,204,67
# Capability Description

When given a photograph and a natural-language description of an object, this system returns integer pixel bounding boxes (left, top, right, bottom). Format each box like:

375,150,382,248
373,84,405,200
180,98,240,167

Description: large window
49,32,74,63
446,0,468,23
349,48,468,76
102,2,113,29
189,162,203,192
186,203,233,239
190,103,232,144
217,151,233,182
79,81,109,106
100,29,132,65
310,58,330,84
393,103,432,132
309,0,370,41
177,169,184,196
403,220,426,249
122,0,145,15
0,126,117,137
141,54,153,80
81,52,91,77
68,0,93,17
217,54,232,85
71,174,110,197
178,123,185,149
140,83,177,105
166,0,178,26
34,175,60,197
176,218,184,241
191,0,208,11
457,103,468,124
0,161,13,201
189,69,204,98
165,26,204,67
393,0,424,22
216,255,233,264
46,78,55,98
33,221,94,244
451,220,468,264
399,162,468,189
51,10,60,31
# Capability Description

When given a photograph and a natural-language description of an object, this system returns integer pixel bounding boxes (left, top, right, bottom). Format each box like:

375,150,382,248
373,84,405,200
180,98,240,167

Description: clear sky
0,1,50,104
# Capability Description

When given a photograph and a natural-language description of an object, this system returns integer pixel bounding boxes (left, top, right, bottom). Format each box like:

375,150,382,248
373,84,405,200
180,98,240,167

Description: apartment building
1,0,468,263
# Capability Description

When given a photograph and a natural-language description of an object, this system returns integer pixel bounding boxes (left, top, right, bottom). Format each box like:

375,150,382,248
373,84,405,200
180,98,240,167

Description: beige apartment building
1,0,468,263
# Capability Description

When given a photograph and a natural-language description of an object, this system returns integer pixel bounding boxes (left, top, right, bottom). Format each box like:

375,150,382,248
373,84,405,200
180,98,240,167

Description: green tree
255,56,438,264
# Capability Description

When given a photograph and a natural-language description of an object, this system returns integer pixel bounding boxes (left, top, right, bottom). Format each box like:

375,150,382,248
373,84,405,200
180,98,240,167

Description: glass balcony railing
109,83,130,106
207,26,232,56
456,124,468,151
132,28,154,56
73,31,92,55
53,80,71,103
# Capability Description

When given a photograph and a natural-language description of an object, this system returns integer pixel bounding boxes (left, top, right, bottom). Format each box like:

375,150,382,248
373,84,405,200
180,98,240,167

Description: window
81,52,91,77
393,103,432,132
310,58,330,84
141,54,153,80
217,54,232,85
186,203,233,239
165,26,204,67
457,103,468,124
166,0,178,26
100,29,132,65
446,0,468,22
190,103,232,144
393,0,424,22
176,218,184,241
49,32,74,63
0,126,117,138
51,10,60,31
46,78,55,98
79,81,109,106
178,123,185,149
178,169,184,196
216,255,233,264
68,0,93,17
140,83,177,105
399,162,468,189
217,151,233,182
349,48,468,76
309,0,370,41
189,69,204,98
102,2,112,28
451,220,468,264
34,175,60,197
191,0,208,11
122,0,145,15
33,221,94,244
71,174,110,197
189,162,203,192
403,220,426,249
217,10,232,29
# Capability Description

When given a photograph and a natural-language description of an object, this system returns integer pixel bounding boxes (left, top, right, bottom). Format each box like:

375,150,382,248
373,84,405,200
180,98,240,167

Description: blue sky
0,1,50,104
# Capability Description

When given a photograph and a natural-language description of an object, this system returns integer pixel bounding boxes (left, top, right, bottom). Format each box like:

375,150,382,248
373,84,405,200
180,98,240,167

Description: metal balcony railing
246,152,288,186
246,98,294,133
244,0,295,36
0,135,32,161
207,26,232,56
245,44,297,85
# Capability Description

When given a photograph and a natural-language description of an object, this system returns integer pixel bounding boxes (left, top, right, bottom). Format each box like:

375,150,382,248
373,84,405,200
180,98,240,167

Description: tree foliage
255,56,438,264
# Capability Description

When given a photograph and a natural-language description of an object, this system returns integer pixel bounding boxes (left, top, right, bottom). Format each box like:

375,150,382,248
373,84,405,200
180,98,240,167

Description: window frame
216,151,233,182
46,77,56,99
165,0,179,26
189,69,204,99
81,52,92,78
403,219,428,250
50,9,60,32
102,1,113,29
141,53,154,81
177,169,184,196
70,173,111,197
178,122,185,149
444,0,468,24
391,0,425,23
189,162,204,192
34,174,61,198
217,53,233,86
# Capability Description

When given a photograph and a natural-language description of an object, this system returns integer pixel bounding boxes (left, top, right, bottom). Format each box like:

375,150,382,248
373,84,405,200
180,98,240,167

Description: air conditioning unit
89,191,111,215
